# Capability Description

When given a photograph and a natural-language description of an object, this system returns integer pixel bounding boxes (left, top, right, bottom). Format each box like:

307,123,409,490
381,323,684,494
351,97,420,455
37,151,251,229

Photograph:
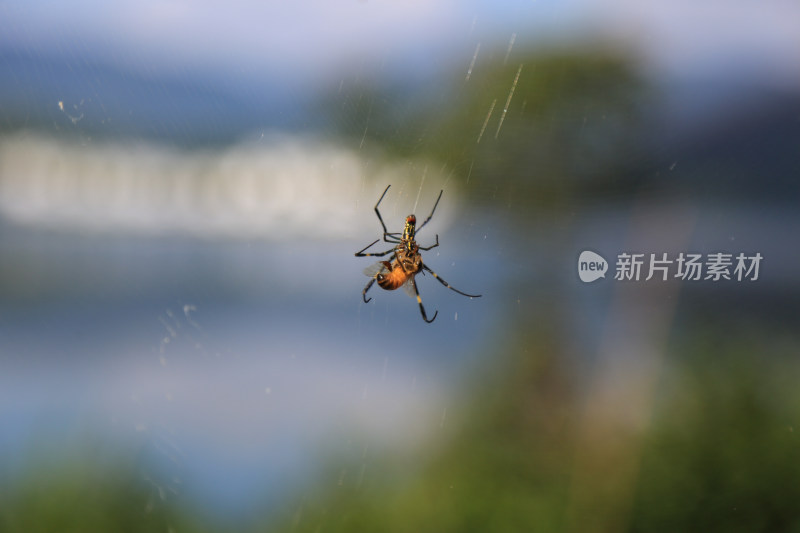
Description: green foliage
325,47,649,211
2,326,798,533
268,322,800,533
630,336,800,532
0,444,204,533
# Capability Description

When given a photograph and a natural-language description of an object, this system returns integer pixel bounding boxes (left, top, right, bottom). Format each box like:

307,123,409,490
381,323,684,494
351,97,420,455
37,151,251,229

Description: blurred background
1,1,799,531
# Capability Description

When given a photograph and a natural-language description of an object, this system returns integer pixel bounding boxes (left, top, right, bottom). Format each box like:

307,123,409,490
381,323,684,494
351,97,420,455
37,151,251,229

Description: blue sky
2,0,798,88
2,0,798,142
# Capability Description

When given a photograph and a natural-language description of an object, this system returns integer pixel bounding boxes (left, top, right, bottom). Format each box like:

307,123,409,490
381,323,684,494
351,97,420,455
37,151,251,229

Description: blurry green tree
325,49,649,211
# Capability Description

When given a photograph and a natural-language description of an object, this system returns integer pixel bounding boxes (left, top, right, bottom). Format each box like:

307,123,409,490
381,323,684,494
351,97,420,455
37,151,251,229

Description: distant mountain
0,47,313,146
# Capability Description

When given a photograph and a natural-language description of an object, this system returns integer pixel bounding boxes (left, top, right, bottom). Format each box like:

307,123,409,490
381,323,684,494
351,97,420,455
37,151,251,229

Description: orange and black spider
355,185,481,323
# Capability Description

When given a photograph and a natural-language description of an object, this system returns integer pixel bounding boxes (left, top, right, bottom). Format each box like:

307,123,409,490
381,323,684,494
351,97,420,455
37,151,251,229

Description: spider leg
410,277,438,323
415,189,443,234
355,239,380,255
421,263,482,298
418,234,439,251
383,232,402,244
355,240,396,257
374,185,392,236
362,277,377,303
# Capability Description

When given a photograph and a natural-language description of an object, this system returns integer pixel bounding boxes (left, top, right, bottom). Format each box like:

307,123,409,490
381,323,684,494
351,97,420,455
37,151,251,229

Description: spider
355,185,481,323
